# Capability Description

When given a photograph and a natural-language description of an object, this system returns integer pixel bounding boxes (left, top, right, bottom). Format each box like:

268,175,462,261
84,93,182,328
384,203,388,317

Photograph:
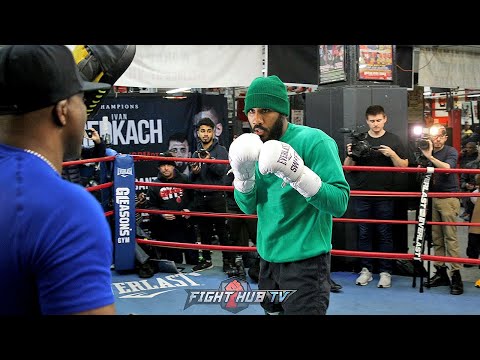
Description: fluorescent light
166,87,191,94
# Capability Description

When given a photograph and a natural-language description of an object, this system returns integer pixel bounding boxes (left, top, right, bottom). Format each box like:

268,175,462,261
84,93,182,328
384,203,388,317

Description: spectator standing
459,142,479,219
462,123,473,140
462,124,480,146
193,106,224,143
459,142,478,169
190,118,230,272
422,124,463,295
466,174,480,268
344,105,408,288
224,165,258,280
62,127,106,186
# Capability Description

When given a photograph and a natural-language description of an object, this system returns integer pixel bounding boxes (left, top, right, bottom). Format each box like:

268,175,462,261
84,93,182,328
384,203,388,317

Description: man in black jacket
224,165,258,280
190,118,230,272
146,153,196,264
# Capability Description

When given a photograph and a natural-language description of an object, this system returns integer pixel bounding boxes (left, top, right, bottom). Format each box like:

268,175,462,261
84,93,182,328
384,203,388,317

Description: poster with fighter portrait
87,93,227,189
88,94,197,188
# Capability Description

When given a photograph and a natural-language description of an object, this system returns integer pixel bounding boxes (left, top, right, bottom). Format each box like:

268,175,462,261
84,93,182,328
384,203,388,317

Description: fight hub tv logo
184,277,296,314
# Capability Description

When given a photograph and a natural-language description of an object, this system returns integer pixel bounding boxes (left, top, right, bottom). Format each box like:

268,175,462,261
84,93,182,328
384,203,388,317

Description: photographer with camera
62,127,106,191
420,124,463,295
344,105,408,288
189,117,230,273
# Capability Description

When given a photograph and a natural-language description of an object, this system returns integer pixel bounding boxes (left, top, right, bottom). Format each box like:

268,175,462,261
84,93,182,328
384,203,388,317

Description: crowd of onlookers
130,120,258,281
67,116,480,293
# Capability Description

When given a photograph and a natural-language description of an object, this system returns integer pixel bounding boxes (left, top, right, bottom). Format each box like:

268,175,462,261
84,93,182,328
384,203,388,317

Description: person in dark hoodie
146,152,196,264
190,117,230,272
62,127,106,186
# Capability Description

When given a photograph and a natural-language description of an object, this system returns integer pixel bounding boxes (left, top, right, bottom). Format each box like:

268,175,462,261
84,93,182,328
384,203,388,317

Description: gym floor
111,264,480,315
112,210,480,315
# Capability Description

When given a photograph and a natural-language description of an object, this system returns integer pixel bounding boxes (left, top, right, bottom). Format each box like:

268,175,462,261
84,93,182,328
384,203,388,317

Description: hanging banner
88,94,197,186
114,45,263,88
418,48,480,89
86,93,227,187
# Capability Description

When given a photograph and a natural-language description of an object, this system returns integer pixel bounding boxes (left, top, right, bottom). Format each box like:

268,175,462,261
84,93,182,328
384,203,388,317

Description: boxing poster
88,93,227,188
358,45,393,81
319,45,346,84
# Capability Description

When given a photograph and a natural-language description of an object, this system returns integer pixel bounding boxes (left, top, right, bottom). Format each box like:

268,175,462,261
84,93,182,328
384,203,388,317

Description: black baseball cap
0,45,111,115
158,152,176,167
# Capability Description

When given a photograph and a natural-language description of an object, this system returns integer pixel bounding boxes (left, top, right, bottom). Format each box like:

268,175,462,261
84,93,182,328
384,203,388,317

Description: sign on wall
85,93,227,187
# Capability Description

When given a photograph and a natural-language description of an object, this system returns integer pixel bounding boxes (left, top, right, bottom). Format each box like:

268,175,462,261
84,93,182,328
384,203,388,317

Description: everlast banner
87,93,228,189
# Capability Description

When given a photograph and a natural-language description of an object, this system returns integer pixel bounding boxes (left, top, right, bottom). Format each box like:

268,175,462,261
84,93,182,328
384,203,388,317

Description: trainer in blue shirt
0,45,115,315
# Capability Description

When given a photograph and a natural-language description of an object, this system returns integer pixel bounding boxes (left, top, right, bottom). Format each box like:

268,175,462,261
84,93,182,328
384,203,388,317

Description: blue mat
111,266,480,315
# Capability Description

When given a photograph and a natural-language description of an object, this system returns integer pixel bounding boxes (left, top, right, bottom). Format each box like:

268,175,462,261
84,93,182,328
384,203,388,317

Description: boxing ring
65,155,480,315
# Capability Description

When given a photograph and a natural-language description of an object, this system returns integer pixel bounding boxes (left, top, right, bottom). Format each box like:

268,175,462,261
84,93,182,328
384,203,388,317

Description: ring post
113,154,136,271
412,167,434,292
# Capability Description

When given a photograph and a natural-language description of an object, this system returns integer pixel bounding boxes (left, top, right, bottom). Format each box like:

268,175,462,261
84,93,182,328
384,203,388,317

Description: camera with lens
196,149,209,159
339,127,374,159
86,129,94,138
414,136,431,167
415,137,430,151
411,125,436,168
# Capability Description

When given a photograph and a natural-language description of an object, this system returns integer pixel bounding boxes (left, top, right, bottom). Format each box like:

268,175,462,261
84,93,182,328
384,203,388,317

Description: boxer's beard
253,114,284,142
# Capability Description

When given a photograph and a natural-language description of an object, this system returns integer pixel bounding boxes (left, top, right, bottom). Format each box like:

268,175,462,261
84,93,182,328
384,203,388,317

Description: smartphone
86,129,94,138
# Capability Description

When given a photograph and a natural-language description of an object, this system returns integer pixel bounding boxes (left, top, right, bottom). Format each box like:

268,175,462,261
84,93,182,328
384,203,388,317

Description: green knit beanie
244,75,289,116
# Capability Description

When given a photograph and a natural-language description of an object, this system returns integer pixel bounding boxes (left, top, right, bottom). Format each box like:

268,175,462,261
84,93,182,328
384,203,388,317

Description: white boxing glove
228,133,264,193
258,140,322,198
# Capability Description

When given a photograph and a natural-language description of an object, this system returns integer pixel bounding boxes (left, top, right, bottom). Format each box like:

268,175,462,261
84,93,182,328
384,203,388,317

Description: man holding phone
62,127,106,187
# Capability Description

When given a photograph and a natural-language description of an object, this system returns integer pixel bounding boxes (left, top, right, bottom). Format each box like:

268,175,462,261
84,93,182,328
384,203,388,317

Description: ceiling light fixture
164,96,187,99
166,87,191,94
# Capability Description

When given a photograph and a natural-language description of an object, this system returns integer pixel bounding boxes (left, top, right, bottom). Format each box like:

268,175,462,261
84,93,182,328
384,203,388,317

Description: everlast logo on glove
278,143,290,165
259,140,322,198
277,143,300,174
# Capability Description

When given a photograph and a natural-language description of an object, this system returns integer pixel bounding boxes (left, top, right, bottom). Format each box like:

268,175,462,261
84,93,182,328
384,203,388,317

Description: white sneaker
377,272,392,288
356,268,373,286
